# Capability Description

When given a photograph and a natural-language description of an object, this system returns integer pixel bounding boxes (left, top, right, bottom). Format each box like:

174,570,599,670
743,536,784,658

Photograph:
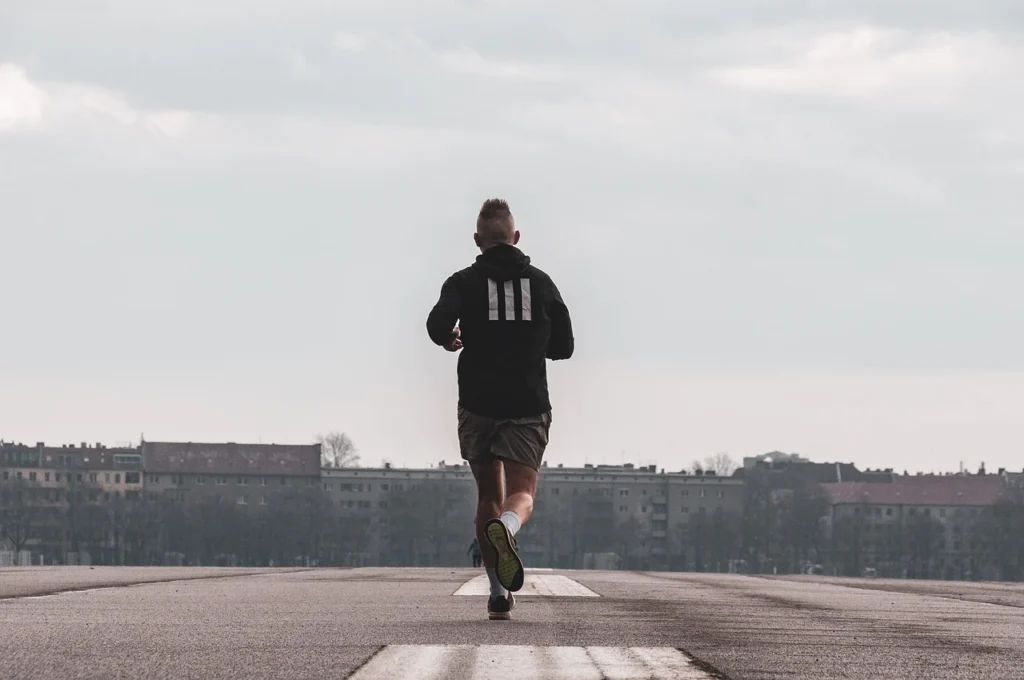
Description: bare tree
0,477,40,554
316,432,360,468
693,453,739,477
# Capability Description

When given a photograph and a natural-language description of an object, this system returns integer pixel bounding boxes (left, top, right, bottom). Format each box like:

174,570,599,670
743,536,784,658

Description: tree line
4,468,1023,580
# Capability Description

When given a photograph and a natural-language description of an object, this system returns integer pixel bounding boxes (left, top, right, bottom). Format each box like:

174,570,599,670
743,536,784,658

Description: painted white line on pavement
544,647,603,680
473,645,540,678
453,573,598,597
349,645,715,679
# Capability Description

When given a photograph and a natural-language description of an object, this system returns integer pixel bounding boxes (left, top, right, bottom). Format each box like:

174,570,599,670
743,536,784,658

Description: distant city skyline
2,1,1021,475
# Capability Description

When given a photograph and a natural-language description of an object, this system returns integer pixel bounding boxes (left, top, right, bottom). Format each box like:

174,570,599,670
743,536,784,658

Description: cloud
437,47,565,82
0,64,48,131
0,62,543,169
0,62,195,139
332,31,374,52
711,27,1021,106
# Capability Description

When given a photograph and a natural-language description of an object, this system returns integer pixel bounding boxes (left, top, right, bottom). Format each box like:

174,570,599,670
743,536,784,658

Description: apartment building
0,441,143,563
321,462,476,567
141,441,322,507
821,473,1009,579
322,461,744,571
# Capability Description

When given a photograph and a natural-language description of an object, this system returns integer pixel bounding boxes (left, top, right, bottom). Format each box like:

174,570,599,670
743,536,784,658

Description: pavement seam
0,568,316,602
677,648,731,679
345,645,386,678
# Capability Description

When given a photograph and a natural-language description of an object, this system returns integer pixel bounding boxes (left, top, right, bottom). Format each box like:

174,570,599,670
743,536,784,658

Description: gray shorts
457,406,552,470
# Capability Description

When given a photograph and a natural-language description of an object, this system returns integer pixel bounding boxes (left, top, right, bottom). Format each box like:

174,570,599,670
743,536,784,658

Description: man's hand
444,327,463,352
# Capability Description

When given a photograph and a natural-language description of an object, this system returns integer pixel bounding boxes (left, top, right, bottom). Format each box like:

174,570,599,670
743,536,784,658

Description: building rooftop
39,446,141,470
143,441,321,477
821,475,1008,507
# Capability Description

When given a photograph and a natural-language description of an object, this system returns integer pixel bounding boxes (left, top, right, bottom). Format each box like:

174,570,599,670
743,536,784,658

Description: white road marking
474,645,540,678
349,645,715,679
453,573,598,597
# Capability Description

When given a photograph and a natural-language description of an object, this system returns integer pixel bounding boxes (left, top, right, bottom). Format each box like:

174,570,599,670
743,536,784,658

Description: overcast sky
2,0,1022,473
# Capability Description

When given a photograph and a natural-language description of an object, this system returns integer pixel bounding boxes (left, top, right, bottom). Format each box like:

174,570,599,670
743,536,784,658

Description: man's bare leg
483,458,539,592
470,458,515,619
501,458,539,527
470,458,504,569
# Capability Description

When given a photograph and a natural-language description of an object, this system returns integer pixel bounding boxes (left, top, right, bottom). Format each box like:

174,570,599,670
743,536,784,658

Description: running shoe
484,518,525,592
487,593,515,621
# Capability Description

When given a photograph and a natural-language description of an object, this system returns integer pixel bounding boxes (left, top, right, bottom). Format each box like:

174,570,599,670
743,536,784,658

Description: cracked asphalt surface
1,567,1022,679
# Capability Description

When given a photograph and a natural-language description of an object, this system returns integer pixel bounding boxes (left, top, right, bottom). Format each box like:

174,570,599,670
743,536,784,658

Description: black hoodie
427,244,574,418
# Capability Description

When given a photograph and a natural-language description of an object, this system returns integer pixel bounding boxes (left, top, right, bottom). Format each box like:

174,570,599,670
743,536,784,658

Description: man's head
474,198,520,251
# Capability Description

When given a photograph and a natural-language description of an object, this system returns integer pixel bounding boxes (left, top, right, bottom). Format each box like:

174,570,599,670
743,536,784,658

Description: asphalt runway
2,567,1023,679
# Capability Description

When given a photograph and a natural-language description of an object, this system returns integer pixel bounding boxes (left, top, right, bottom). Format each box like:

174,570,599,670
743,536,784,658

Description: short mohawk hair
475,196,516,244
477,198,512,229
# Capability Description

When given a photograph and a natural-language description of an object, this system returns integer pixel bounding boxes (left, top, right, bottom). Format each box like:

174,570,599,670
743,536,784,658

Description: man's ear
512,230,521,245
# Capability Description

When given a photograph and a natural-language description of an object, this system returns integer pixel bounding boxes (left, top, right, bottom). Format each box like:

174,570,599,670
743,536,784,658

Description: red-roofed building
821,475,1008,508
141,441,322,508
821,474,1010,580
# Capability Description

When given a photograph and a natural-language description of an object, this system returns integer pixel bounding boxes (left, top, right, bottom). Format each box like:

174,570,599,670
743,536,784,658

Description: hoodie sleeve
426,274,462,346
547,279,574,360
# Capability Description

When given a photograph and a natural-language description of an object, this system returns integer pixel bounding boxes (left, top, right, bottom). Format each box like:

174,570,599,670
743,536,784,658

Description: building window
307,479,315,487
682,490,689,497
699,489,706,498
619,505,628,513
1,471,7,481
259,497,267,506
939,508,946,518
340,483,354,492
379,501,388,509
29,471,37,481
195,476,205,485
238,476,248,486
114,473,121,484
324,483,333,492
16,471,23,479
280,478,288,486
260,477,267,486
886,508,893,516
237,496,247,505
44,472,51,482
216,476,227,486
381,483,389,491
682,506,689,514
619,489,629,496
717,490,725,499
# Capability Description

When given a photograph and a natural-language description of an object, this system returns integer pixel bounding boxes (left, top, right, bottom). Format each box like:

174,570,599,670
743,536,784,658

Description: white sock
485,568,507,598
500,511,521,537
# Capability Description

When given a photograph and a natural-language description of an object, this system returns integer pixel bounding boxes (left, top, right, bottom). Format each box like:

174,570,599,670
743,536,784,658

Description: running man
427,198,574,621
